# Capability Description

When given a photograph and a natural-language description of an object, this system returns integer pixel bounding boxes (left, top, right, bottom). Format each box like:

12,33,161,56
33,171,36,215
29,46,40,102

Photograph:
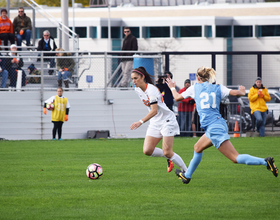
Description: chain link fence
0,51,162,91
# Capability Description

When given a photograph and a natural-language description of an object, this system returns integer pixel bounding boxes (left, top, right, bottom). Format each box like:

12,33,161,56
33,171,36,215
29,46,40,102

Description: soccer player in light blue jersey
166,66,278,184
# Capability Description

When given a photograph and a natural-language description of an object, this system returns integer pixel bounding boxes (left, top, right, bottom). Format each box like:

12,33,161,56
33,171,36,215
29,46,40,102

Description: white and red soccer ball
86,163,103,180
46,102,54,110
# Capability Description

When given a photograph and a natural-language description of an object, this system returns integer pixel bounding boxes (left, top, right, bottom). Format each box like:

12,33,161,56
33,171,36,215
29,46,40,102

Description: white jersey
135,83,177,125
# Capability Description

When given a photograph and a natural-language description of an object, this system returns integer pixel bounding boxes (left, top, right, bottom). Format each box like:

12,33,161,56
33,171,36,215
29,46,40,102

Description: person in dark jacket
119,27,138,87
0,48,8,88
6,44,26,88
37,30,57,75
156,71,174,111
13,7,32,50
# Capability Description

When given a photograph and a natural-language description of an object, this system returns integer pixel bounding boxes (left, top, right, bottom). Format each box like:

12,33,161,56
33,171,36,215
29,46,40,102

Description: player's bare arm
229,85,246,96
130,104,158,130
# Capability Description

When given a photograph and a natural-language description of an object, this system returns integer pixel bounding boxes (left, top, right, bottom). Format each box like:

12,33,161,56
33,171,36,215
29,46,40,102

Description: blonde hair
197,66,216,84
55,48,71,56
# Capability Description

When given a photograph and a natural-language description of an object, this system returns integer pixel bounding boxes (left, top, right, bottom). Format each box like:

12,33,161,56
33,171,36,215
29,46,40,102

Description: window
36,28,57,38
175,26,201,37
143,27,170,38
257,25,280,37
234,26,252,38
90,27,97,38
205,26,212,38
216,26,232,38
101,27,121,38
69,27,87,38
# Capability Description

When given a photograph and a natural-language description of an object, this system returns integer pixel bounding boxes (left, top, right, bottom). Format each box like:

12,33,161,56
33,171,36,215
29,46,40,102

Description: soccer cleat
265,157,278,177
175,169,191,184
167,159,174,172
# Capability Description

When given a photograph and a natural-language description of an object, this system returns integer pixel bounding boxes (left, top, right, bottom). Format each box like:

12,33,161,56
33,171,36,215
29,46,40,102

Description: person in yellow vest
43,87,70,140
248,77,271,137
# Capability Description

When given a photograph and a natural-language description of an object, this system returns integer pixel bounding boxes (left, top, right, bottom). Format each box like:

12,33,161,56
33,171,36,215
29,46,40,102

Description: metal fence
0,51,162,92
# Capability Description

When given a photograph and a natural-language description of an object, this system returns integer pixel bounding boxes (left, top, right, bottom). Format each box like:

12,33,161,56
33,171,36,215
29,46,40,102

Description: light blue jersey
181,82,231,148
194,82,223,129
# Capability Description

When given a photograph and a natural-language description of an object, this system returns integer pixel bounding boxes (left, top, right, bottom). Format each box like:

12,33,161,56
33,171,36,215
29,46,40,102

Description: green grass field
0,137,279,220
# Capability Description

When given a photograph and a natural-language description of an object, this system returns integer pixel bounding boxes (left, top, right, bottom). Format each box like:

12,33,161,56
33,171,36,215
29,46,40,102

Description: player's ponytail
197,66,216,84
132,66,154,84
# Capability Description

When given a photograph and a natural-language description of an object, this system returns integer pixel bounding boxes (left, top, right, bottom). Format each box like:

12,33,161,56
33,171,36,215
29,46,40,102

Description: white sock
170,153,188,172
151,147,166,158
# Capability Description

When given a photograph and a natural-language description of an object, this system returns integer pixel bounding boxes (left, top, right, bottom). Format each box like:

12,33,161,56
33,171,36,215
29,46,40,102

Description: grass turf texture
0,137,279,220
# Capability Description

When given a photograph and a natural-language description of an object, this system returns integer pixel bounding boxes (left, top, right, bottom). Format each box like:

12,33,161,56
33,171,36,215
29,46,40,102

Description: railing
23,0,79,51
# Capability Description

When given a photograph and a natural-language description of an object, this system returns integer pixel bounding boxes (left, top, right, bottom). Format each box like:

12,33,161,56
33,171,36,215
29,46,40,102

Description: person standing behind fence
43,87,70,140
6,44,26,88
0,48,8,88
37,30,57,75
248,77,271,137
55,48,75,89
130,66,188,174
119,27,138,87
178,79,195,137
166,67,278,185
0,9,15,51
13,7,32,50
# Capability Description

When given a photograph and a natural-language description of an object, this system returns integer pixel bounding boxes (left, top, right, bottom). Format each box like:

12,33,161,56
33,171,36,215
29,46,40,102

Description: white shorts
146,118,180,138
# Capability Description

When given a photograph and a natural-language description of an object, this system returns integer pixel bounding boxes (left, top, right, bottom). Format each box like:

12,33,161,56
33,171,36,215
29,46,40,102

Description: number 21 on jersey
200,92,217,109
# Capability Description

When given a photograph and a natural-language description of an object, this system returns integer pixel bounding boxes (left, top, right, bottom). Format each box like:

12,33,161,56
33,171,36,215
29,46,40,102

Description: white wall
0,90,148,140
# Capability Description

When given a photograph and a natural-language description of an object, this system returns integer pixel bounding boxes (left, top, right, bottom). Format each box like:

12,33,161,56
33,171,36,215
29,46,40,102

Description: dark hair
1,9,7,14
164,71,173,79
124,27,130,30
132,66,154,84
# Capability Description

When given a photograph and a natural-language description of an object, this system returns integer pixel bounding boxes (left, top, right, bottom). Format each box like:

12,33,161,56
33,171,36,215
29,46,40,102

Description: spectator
43,87,70,140
37,30,57,75
27,64,41,84
248,77,271,137
156,71,174,111
6,44,26,88
55,48,75,89
13,7,32,50
0,9,15,51
178,79,195,136
0,48,8,88
119,27,138,87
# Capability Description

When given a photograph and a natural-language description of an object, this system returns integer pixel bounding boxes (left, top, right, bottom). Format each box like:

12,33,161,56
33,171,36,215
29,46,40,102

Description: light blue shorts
205,117,230,149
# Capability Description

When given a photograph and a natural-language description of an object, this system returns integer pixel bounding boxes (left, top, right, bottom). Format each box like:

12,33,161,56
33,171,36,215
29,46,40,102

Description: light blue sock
236,154,266,165
184,151,203,179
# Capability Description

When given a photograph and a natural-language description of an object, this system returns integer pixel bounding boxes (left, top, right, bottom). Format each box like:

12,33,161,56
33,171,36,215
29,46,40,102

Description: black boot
64,80,69,91
58,80,62,87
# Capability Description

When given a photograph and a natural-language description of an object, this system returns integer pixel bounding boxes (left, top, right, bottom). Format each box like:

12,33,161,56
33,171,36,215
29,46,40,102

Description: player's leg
218,140,278,177
52,121,57,139
162,135,188,172
57,121,64,140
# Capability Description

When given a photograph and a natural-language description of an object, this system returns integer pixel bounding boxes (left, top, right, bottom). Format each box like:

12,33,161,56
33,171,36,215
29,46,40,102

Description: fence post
257,53,262,78
211,53,216,70
164,52,169,72
104,51,108,102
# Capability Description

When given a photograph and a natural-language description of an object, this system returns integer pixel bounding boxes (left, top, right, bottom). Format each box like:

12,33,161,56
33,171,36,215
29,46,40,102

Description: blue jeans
178,111,192,136
57,71,71,80
16,29,31,48
0,69,8,88
253,111,267,137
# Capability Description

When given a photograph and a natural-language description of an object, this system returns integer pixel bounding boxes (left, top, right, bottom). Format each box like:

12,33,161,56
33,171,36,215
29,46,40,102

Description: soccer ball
46,102,54,110
86,163,103,180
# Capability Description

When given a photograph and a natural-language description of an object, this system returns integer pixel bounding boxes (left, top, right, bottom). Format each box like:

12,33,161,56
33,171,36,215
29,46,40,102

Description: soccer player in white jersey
166,66,278,184
130,66,188,173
